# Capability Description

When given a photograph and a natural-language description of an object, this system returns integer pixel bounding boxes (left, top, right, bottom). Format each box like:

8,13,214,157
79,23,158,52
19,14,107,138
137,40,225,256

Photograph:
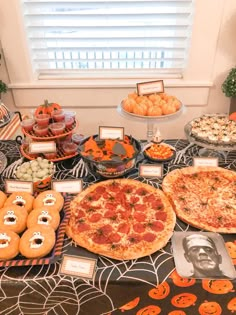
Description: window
21,0,194,79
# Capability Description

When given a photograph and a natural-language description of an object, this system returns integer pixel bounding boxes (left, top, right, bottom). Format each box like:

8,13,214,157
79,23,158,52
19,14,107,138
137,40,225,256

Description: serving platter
0,195,71,267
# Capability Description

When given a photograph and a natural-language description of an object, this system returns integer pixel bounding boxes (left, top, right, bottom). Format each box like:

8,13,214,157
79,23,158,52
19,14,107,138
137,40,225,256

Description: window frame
0,0,225,108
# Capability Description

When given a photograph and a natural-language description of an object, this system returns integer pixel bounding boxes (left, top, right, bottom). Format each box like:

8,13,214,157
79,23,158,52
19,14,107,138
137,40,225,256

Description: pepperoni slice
151,200,164,210
120,210,131,220
104,210,117,220
128,233,142,244
134,212,146,222
117,223,130,234
99,224,113,236
94,186,106,194
155,211,167,221
76,222,90,232
143,194,156,203
134,204,146,211
108,182,121,192
135,187,149,196
133,223,146,233
105,202,117,211
116,192,127,205
109,233,121,243
92,234,109,244
130,195,140,204
142,232,156,242
148,220,164,232
121,185,133,194
88,213,102,223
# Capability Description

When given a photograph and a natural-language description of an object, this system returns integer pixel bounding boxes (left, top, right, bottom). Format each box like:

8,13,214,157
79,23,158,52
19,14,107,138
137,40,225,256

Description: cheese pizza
66,178,176,260
162,166,236,233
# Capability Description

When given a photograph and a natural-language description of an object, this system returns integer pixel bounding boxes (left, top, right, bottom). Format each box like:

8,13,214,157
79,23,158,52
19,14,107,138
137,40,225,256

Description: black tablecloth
0,140,235,315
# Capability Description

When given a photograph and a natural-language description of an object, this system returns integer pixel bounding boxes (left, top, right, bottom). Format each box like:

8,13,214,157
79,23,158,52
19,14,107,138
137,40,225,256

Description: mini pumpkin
169,270,196,287
227,297,236,312
148,281,170,300
35,99,61,116
229,112,236,121
171,293,197,308
136,305,161,315
198,301,222,315
168,311,186,315
132,102,147,116
119,297,140,311
202,279,234,294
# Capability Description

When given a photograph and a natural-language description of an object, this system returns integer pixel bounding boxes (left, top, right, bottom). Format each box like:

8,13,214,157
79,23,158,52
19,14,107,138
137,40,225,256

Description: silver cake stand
117,102,185,142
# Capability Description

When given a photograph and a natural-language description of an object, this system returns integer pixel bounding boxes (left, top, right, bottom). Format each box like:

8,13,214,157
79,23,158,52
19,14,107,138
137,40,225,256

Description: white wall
0,0,236,141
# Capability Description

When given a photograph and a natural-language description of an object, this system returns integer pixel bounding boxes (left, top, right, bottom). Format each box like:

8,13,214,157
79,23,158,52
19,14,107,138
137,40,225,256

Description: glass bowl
78,134,141,178
143,142,176,163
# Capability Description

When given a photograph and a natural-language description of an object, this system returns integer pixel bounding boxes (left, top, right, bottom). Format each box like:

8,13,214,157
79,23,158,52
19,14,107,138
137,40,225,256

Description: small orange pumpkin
148,281,170,300
132,102,147,116
198,301,222,315
147,106,162,116
229,112,236,121
136,305,161,315
227,297,236,312
168,311,186,315
169,270,196,287
225,240,236,265
119,297,140,311
35,99,61,116
202,279,234,294
171,293,197,308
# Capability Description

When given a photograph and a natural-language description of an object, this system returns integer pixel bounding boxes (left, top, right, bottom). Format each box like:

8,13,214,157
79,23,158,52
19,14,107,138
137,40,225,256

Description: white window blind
21,0,194,78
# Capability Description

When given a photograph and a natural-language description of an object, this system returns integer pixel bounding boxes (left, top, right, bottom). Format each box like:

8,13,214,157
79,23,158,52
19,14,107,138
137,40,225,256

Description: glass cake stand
184,121,236,157
117,102,185,142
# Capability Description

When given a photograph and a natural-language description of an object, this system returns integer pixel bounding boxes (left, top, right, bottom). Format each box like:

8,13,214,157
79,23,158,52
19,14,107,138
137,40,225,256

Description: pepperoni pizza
162,166,236,233
66,179,176,260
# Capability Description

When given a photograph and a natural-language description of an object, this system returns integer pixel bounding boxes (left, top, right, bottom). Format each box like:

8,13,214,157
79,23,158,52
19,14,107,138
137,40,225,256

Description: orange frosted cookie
4,192,34,213
27,206,60,231
0,205,28,234
0,229,20,260
33,190,64,212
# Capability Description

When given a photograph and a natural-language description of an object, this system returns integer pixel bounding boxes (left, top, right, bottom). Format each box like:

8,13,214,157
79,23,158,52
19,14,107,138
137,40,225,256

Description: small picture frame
171,231,236,279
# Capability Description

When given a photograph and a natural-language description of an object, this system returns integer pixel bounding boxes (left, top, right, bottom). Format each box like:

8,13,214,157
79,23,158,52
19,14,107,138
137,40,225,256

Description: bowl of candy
143,142,176,163
14,157,55,192
78,134,141,178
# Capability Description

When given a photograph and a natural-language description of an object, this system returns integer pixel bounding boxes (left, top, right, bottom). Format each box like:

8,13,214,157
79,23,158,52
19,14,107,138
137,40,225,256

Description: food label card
99,126,124,140
139,164,163,178
52,179,83,194
193,157,218,167
137,80,164,95
60,255,97,279
29,141,57,153
5,180,33,194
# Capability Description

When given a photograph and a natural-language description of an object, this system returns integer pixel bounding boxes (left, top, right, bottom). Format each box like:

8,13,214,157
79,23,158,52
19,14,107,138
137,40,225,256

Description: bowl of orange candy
143,142,176,163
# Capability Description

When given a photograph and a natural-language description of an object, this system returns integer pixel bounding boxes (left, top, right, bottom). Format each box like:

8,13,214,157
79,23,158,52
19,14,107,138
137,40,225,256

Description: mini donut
0,229,20,260
4,192,34,213
27,206,60,231
19,225,56,259
0,191,7,208
33,190,64,212
0,205,28,234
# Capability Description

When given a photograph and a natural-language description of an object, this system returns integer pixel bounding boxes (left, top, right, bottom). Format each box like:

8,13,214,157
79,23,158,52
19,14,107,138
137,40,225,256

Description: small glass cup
72,133,85,145
51,109,65,122
62,142,78,155
64,116,74,129
35,114,50,127
49,122,65,135
33,124,49,137
21,118,35,132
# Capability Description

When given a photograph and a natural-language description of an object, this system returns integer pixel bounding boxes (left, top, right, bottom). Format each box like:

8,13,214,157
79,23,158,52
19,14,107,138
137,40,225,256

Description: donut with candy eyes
4,192,34,213
33,190,64,212
0,229,20,260
27,206,60,231
0,205,28,234
19,225,56,258
0,191,7,208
